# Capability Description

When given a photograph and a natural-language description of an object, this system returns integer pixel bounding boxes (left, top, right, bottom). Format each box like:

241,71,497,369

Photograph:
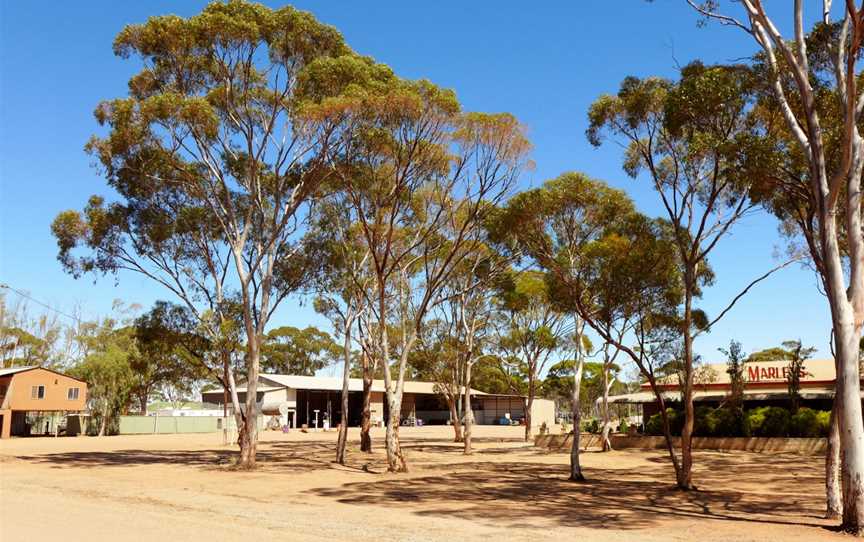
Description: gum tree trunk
823,202,864,534
463,363,474,455
835,318,864,533
336,320,353,465
360,377,373,452
600,345,613,452
524,375,534,442
677,284,696,490
384,392,407,472
238,341,260,469
827,399,843,520
448,398,463,443
139,393,149,416
570,351,585,481
360,351,373,453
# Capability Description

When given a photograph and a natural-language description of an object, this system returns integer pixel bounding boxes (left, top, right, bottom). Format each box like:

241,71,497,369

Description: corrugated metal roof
0,366,36,377
225,374,487,396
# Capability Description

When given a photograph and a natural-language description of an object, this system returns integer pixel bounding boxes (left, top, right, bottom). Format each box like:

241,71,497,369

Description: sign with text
746,364,813,383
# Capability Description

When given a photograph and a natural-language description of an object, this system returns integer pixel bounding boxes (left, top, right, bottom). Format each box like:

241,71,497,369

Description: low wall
119,415,230,435
534,433,827,456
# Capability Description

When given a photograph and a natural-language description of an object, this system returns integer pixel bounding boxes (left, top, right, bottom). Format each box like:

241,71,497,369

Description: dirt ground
0,425,850,542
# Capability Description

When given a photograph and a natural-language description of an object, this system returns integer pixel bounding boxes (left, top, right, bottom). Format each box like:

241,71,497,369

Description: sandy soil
0,425,850,542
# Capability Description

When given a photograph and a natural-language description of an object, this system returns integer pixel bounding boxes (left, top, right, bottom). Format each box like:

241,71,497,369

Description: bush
693,406,715,436
816,410,831,435
790,407,829,438
618,418,629,434
645,406,829,438
645,408,683,436
709,407,745,437
748,406,791,437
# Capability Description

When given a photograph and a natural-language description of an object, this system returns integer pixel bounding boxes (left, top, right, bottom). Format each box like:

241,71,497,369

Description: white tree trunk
463,363,474,455
570,352,585,481
835,318,864,533
827,399,843,520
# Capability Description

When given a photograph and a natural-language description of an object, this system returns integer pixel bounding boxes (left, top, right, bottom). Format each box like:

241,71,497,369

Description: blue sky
0,1,830,363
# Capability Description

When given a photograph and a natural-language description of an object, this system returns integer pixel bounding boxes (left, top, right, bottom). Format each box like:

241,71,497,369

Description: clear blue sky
0,1,830,363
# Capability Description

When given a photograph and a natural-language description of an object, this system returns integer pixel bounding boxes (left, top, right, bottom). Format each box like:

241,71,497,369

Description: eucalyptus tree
131,301,210,414
411,318,466,442
71,317,139,436
586,62,795,489
50,1,392,467
0,294,65,368
311,197,371,463
260,326,340,375
418,245,506,453
719,339,747,413
322,76,530,471
493,270,566,443
683,2,864,526
493,172,685,483
450,248,507,454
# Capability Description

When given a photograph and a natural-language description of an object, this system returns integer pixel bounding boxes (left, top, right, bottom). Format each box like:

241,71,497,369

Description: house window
67,387,80,400
31,385,45,399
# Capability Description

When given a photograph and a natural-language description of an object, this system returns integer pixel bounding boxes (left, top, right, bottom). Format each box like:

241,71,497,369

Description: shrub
709,407,744,437
645,408,683,436
693,406,716,436
748,406,791,437
644,406,829,438
790,407,828,438
618,418,629,434
816,410,831,436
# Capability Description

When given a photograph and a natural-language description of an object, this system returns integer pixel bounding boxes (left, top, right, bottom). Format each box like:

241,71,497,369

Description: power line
0,283,81,322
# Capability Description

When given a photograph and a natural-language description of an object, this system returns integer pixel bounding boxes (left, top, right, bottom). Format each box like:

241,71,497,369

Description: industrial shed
201,374,555,429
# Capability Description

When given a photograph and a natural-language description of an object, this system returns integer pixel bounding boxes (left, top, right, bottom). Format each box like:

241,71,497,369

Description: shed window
67,387,80,400
31,385,45,399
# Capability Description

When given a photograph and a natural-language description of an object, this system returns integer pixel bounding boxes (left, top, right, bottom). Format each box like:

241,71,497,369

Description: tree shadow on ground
308,451,835,534
10,432,529,473
13,441,360,473
11,435,838,536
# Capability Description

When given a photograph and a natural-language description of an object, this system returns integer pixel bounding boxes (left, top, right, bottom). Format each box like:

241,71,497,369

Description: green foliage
693,406,747,437
542,358,625,416
48,2,400,408
618,418,629,434
644,405,825,438
719,339,746,411
646,408,683,436
790,407,830,438
260,326,340,375
746,347,794,362
782,340,817,414
471,359,526,394
69,323,138,435
747,406,791,437
0,294,64,368
132,301,210,410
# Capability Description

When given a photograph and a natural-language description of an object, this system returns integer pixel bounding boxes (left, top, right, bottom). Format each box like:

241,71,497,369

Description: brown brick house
0,366,88,438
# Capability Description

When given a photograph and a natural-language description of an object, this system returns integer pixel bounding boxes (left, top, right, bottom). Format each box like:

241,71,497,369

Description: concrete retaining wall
535,433,827,456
